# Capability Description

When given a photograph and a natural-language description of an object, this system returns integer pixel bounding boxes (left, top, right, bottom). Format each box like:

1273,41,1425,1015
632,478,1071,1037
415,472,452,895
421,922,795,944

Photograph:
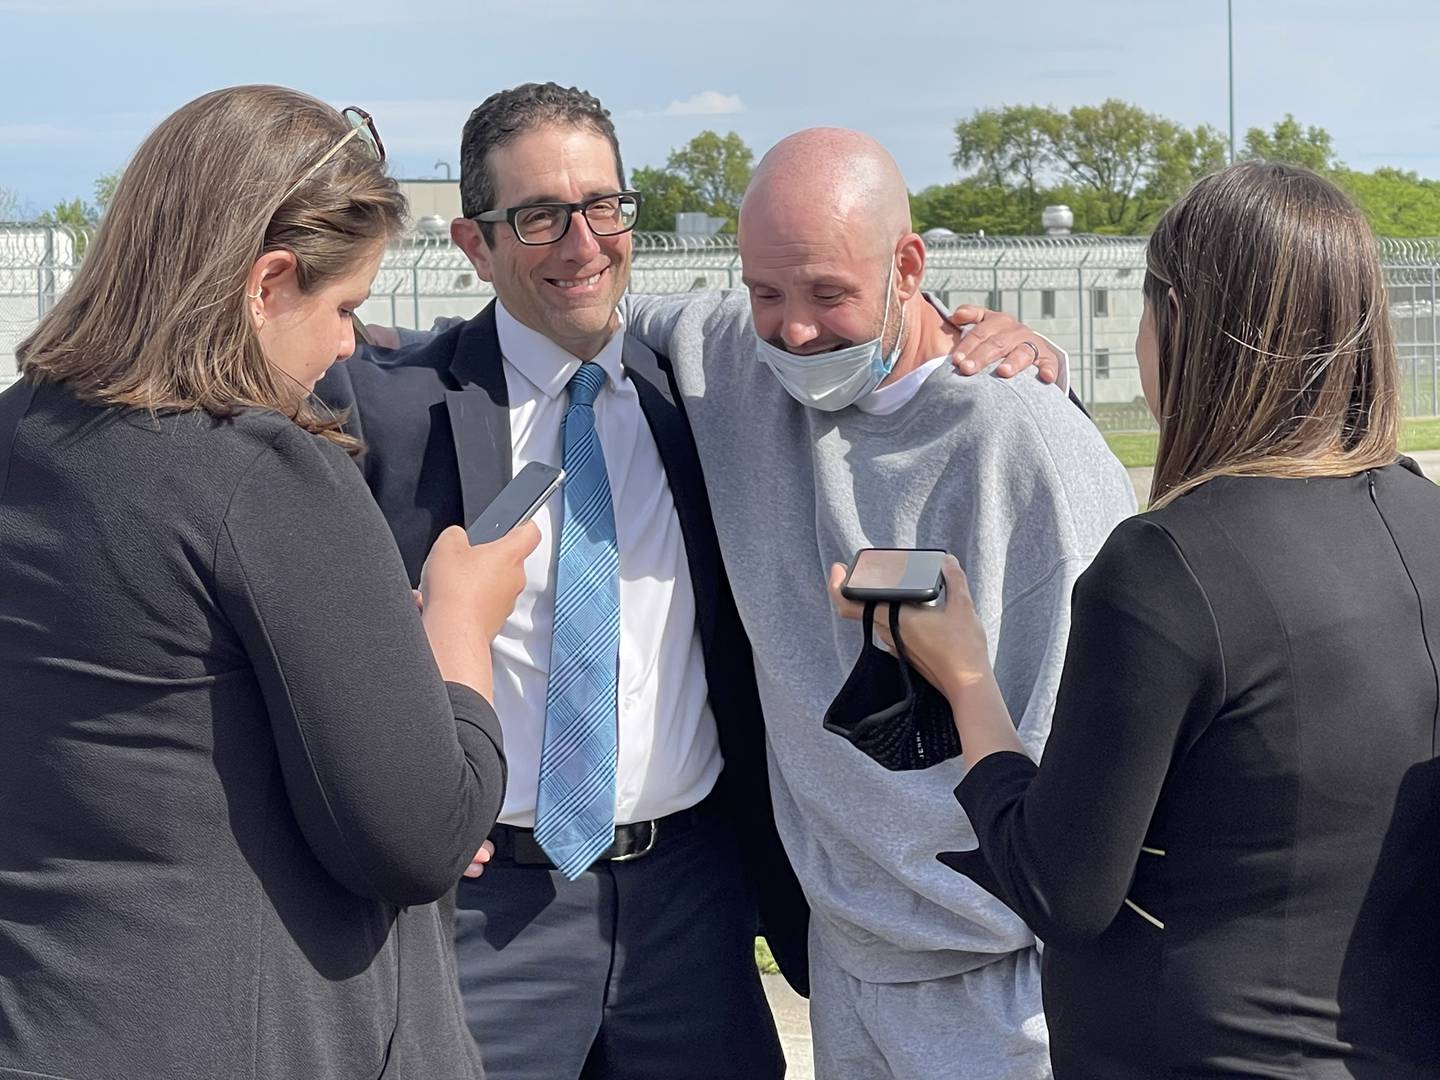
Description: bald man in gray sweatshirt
620,129,1135,1080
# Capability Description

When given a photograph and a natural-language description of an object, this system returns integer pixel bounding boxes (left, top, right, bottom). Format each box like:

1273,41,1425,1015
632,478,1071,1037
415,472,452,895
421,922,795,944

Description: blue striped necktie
534,361,621,880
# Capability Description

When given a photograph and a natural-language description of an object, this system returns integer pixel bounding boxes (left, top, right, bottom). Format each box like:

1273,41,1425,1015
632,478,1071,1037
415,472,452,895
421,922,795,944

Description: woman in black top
832,162,1440,1078
0,87,535,1079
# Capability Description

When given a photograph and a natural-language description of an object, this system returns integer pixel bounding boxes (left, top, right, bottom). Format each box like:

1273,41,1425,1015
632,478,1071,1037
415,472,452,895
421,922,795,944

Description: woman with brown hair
831,161,1440,1078
0,86,532,1079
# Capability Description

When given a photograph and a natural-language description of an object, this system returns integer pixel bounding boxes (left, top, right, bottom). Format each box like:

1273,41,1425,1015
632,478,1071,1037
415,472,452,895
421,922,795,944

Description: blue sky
2,0,1438,216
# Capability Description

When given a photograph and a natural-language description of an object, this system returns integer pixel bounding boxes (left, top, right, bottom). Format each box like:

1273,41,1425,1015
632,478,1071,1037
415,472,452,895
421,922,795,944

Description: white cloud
661,91,747,117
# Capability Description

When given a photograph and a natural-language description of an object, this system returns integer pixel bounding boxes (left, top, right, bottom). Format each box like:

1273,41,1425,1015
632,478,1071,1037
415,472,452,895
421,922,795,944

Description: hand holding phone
467,462,565,546
840,548,948,605
418,520,542,695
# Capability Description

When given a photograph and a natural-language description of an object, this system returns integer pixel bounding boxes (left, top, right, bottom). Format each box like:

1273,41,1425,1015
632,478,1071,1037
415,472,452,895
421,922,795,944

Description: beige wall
398,179,462,224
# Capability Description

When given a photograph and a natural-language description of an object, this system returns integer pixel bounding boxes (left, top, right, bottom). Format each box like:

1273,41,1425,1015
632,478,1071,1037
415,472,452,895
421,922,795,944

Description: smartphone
467,462,565,545
840,548,947,604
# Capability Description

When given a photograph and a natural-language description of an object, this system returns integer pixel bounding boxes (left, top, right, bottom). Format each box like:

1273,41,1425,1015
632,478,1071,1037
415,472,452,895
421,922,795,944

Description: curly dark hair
460,82,625,240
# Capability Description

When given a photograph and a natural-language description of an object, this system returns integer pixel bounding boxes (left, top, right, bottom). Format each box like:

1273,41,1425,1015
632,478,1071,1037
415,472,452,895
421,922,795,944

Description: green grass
1103,417,1440,470
1103,432,1159,468
754,937,779,975
1399,417,1440,452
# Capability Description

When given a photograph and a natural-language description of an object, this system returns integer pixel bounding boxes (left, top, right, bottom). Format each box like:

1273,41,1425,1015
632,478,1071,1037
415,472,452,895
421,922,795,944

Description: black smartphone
840,548,947,604
467,462,565,545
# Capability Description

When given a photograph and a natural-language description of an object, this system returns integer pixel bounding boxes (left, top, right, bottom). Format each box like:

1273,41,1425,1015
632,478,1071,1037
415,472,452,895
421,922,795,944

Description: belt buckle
609,820,659,862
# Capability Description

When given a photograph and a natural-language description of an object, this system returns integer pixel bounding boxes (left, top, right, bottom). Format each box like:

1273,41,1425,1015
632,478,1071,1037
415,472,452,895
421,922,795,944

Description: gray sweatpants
809,930,1051,1080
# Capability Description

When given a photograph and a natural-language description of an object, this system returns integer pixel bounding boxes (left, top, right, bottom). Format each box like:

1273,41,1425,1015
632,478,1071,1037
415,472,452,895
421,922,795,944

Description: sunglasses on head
281,105,385,203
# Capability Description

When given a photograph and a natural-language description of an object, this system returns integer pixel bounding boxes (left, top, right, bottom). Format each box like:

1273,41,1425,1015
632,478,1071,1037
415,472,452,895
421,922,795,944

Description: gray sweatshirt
622,291,1137,984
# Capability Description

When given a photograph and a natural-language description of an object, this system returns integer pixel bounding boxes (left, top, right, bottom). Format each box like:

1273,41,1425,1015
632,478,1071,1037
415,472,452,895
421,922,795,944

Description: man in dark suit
316,82,806,1080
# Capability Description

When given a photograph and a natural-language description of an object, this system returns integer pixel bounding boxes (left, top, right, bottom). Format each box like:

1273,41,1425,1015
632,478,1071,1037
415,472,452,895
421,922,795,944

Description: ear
246,250,298,330
452,217,495,283
896,233,926,301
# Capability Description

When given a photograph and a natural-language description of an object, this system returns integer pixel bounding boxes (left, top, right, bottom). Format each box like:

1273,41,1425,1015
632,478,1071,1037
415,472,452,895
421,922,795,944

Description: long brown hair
1145,161,1399,508
18,85,405,448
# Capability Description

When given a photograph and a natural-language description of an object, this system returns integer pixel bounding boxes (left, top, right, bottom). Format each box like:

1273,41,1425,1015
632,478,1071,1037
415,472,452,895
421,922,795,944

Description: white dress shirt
488,301,722,827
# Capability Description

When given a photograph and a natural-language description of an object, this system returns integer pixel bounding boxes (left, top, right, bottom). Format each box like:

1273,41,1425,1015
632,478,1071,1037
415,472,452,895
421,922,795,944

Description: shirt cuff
937,750,1038,886
954,750,1039,830
1035,332,1069,393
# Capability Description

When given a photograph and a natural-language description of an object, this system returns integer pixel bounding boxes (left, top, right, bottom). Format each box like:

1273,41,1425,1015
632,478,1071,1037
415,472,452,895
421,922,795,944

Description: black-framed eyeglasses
473,190,642,246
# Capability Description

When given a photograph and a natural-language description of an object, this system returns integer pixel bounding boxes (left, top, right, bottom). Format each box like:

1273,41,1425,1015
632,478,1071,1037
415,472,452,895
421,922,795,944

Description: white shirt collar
494,299,626,400
855,355,949,416
852,294,957,415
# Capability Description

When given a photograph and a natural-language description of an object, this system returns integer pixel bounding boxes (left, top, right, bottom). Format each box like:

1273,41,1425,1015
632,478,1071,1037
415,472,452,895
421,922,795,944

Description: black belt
488,794,715,869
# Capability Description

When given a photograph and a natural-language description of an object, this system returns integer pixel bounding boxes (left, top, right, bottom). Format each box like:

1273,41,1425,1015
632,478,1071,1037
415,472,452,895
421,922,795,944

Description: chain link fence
1,225,83,387
5,227,1438,433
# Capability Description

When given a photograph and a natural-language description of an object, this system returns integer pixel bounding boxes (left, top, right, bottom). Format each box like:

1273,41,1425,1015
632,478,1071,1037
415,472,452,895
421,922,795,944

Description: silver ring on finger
1019,340,1040,363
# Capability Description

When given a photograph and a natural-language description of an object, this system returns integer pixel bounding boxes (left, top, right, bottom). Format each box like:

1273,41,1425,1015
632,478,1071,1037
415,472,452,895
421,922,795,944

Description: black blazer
0,377,504,1079
949,463,1440,1078
316,302,811,994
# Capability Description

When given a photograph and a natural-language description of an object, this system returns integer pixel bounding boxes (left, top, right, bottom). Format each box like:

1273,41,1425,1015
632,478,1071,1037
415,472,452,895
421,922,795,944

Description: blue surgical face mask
753,258,906,412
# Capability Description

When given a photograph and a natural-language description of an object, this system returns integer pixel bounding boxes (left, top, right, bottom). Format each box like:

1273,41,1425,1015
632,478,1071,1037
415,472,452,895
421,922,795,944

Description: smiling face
740,222,897,358
454,124,631,360
737,127,914,361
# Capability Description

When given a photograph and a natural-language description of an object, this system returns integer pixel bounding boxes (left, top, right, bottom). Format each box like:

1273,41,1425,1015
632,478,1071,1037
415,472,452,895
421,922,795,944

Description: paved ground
762,974,814,1080
1125,448,1440,507
1393,448,1440,479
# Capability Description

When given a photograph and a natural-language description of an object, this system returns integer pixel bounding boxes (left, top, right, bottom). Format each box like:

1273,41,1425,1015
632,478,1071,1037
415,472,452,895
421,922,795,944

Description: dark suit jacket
0,377,503,1079
316,302,811,994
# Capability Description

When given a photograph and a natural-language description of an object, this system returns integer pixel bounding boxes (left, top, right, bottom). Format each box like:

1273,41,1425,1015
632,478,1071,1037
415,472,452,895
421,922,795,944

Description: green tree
93,169,122,216
1047,100,1225,231
1242,115,1337,172
950,100,1226,234
951,105,1057,232
38,198,97,229
952,104,1057,197
37,198,98,256
1332,167,1440,237
910,177,1037,235
1143,123,1229,210
630,165,700,232
664,131,754,230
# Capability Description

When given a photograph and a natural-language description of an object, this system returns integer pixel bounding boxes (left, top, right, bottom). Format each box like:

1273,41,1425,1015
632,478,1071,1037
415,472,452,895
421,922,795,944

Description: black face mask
822,601,963,771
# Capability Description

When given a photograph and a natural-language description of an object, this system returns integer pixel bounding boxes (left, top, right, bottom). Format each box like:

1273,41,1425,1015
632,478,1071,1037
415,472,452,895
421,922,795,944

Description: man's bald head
739,128,912,259
737,127,925,365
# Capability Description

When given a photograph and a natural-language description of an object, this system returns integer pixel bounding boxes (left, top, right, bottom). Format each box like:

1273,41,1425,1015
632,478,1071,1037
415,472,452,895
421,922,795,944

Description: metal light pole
1227,0,1236,162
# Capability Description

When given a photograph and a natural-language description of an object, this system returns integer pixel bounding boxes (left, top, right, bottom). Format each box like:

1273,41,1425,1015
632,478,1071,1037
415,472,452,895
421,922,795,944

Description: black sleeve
214,425,506,906
941,516,1225,947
